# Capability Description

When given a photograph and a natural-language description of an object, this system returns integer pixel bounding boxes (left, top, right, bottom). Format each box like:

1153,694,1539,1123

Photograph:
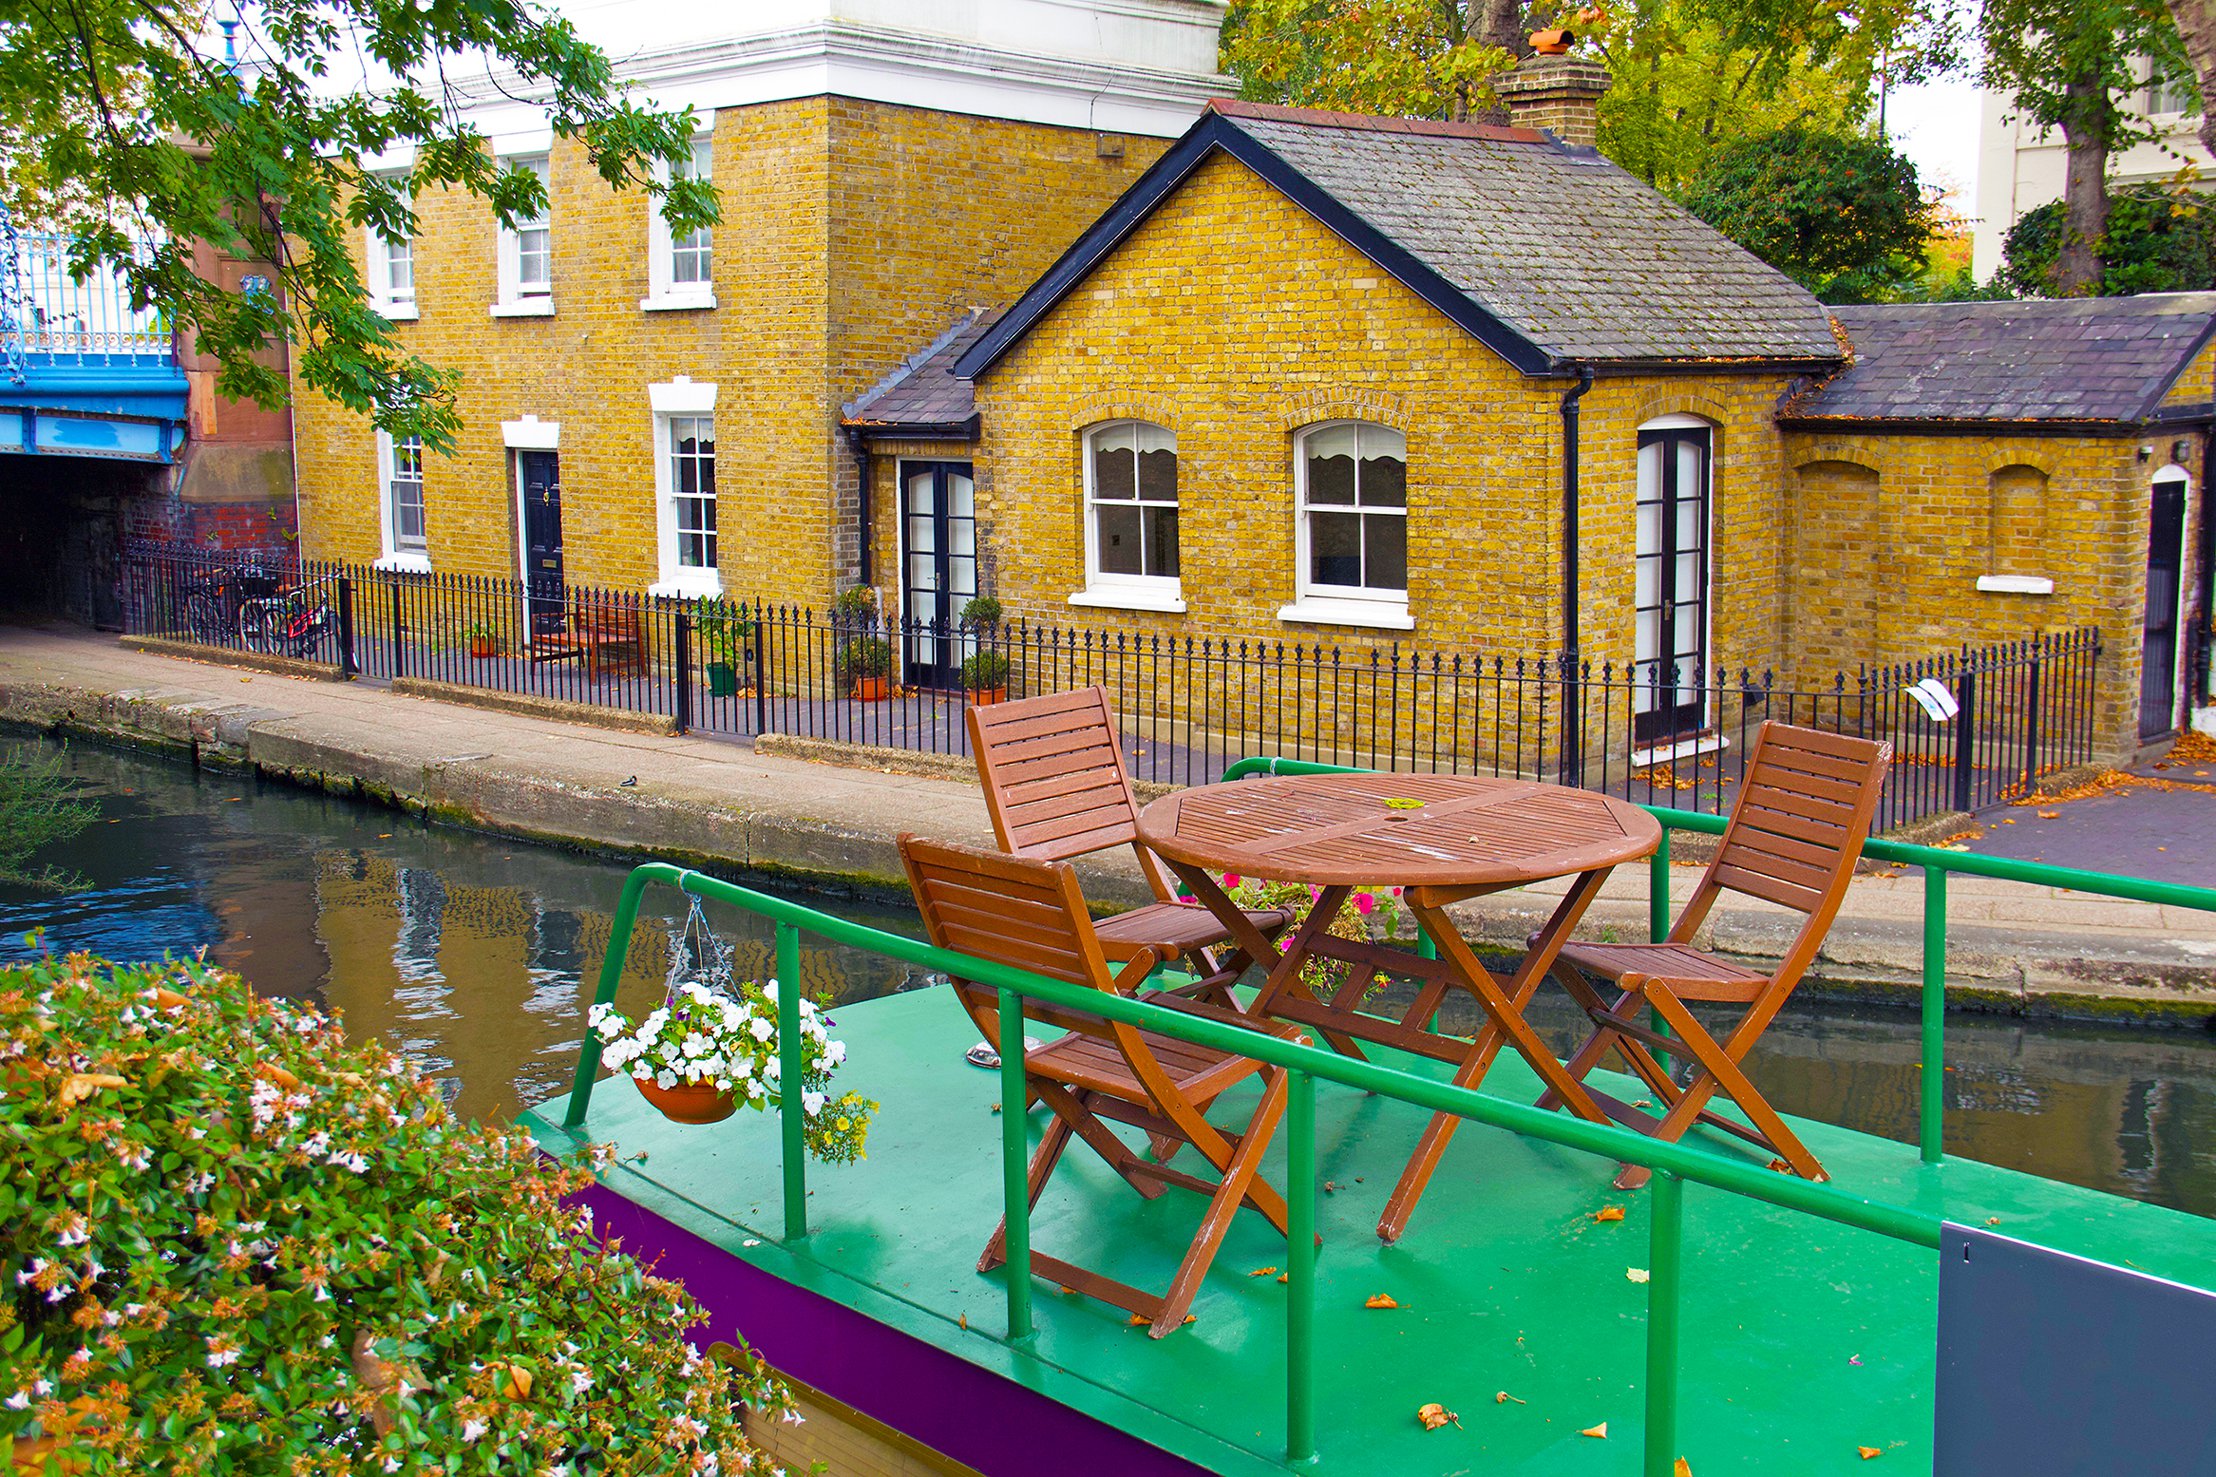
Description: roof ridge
1205,96,1551,146
843,306,987,419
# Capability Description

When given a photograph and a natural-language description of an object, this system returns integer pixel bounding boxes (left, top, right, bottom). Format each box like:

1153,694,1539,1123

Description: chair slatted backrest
967,687,1171,896
899,833,1132,1047
1676,722,1892,954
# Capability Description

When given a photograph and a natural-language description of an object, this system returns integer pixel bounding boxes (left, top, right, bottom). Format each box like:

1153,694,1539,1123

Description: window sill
375,302,420,322
640,292,717,313
1276,596,1413,631
374,552,432,575
1630,732,1726,771
650,574,723,600
1068,585,1185,614
489,299,556,318
1975,574,2054,596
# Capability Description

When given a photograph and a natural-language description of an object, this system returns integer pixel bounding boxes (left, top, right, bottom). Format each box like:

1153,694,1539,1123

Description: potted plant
961,648,1011,705
693,598,755,697
588,978,874,1158
959,593,1002,628
835,634,894,701
463,621,502,659
829,585,880,630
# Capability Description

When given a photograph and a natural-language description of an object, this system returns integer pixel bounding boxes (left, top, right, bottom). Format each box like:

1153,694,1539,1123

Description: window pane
1096,504,1142,575
1310,511,1361,587
1093,441,1135,501
1359,442,1406,508
1306,438,1355,506
1144,504,1180,577
1137,446,1178,503
1364,511,1407,590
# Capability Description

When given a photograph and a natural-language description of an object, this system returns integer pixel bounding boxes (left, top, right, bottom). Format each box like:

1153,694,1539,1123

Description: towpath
3,625,2210,1018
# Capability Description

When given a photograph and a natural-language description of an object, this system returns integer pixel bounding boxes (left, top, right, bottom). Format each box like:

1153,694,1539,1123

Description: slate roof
843,307,995,435
957,100,1842,380
1789,296,2216,426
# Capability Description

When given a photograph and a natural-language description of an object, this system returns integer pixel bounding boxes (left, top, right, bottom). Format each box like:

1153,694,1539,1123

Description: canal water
7,736,2214,1219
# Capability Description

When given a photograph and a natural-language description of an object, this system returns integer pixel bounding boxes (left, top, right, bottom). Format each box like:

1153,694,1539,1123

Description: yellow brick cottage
892,88,2213,763
288,0,1228,608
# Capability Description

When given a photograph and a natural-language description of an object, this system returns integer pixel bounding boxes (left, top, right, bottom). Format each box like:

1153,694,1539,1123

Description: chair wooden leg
1150,1069,1289,1338
1635,991,1826,1184
1542,967,1680,1112
1036,1082,1169,1201
980,1108,1075,1273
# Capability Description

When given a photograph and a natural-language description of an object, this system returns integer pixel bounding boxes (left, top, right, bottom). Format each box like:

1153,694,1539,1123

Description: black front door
901,461,977,687
520,451,563,636
2141,473,2187,740
1633,426,1712,745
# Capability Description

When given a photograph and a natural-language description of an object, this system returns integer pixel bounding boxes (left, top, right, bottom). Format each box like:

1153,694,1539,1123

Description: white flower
571,1369,593,1395
4,1391,26,1410
728,1057,753,1080
763,1055,780,1080
656,1069,678,1090
682,1034,708,1059
747,1017,774,1044
206,1336,241,1368
383,1460,401,1474
17,1257,47,1285
745,1080,766,1100
802,1091,826,1118
798,998,816,1019
462,1418,489,1442
825,1041,847,1067
55,1215,89,1248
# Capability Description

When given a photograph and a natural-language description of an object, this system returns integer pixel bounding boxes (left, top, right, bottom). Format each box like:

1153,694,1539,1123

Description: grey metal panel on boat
1935,1222,2216,1474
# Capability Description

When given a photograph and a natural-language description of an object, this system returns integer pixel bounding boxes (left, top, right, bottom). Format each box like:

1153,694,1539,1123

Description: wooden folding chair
899,833,1298,1337
968,686,1291,1005
1540,722,1891,1188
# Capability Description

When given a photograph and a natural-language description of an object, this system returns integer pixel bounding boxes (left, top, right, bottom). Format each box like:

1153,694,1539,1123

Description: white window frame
491,153,555,317
642,135,716,312
374,430,430,572
2146,59,2198,119
1632,412,1716,741
364,173,417,321
1070,419,1184,613
648,378,721,598
1279,420,1413,630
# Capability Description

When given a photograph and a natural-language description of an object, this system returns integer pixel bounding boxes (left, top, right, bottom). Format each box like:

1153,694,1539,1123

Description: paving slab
3,626,2211,1017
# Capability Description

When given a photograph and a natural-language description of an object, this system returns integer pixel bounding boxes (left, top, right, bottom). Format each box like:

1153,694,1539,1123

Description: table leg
1161,864,1368,1060
1376,871,1615,1243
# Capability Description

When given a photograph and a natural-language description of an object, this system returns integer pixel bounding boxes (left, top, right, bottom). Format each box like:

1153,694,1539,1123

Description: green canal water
7,737,2215,1219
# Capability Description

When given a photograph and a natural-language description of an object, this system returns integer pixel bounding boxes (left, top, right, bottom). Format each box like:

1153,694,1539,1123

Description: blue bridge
2,227,191,465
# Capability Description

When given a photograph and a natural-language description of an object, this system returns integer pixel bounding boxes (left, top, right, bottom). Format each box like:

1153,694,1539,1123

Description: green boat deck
524,986,2216,1476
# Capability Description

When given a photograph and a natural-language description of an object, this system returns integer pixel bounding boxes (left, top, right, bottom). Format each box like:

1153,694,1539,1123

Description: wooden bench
528,598,645,681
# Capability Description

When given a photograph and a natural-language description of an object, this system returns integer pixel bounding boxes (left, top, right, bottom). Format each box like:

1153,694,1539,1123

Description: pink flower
1222,874,1241,890
1354,892,1376,917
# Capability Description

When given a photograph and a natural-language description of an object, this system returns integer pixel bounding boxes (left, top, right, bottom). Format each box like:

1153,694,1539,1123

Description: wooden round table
1136,772,1661,1241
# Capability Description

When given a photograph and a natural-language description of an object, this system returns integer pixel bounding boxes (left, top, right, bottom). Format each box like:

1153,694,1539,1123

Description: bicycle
238,573,340,659
177,560,283,646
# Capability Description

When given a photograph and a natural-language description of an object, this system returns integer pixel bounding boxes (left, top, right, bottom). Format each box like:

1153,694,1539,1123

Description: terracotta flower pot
636,1077,738,1124
969,687,1007,707
851,675,889,702
468,635,499,658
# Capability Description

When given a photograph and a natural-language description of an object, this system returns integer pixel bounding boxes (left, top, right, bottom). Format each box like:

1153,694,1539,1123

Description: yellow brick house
289,0,1228,609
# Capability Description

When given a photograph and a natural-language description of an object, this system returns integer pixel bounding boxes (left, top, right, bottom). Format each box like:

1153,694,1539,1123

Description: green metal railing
560,760,2216,1477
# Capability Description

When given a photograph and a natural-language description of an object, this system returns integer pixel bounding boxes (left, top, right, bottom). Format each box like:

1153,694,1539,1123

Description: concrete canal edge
1,640,2211,1026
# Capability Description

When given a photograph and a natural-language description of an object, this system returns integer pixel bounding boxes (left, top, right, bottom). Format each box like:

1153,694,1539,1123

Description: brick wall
291,99,1161,608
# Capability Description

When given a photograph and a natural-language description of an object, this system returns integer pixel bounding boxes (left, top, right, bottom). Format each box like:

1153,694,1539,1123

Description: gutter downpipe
1559,363,1595,785
844,425,875,586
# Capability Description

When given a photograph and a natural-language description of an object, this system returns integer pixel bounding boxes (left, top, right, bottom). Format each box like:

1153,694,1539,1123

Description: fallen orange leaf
1592,1206,1625,1223
1416,1402,1459,1430
1495,1391,1525,1405
1249,1266,1279,1277
1857,1446,1882,1460
1365,1294,1399,1309
1128,1314,1147,1327
1580,1422,1608,1439
1277,1273,1288,1284
1675,1461,1692,1477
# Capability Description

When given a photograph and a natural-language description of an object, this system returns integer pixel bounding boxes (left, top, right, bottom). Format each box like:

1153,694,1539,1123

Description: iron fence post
1922,866,1947,1165
2022,652,2043,795
1951,667,1976,813
997,986,1035,1342
752,602,769,738
777,922,808,1241
387,576,405,681
1286,1067,1318,1465
1644,1170,1685,1477
336,575,357,678
673,609,693,734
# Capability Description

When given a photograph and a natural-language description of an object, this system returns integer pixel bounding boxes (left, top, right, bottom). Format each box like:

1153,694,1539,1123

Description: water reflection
3,736,2212,1217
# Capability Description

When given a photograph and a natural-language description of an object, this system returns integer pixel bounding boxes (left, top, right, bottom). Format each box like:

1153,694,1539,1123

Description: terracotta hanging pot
636,1077,738,1124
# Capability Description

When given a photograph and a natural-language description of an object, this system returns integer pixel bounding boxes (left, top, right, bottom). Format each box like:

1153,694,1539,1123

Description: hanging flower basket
587,899,876,1161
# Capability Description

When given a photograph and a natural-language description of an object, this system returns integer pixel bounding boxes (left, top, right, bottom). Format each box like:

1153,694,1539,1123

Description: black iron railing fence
118,541,2103,832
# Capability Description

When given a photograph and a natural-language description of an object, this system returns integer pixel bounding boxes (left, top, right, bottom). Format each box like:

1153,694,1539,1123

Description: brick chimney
1495,43,1611,149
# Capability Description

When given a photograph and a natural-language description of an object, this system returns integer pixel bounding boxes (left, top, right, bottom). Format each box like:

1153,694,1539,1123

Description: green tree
1980,0,2188,295
0,0,719,451
1682,127,1936,301
2002,184,2216,296
1219,0,1524,123
0,748,95,891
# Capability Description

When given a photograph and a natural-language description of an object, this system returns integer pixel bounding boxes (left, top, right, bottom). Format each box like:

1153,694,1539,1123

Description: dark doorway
2141,473,2188,741
1633,425,1712,745
900,461,977,688
519,451,563,637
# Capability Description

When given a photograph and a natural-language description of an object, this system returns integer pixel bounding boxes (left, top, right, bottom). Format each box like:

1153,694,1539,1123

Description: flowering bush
1209,874,1405,999
0,952,797,1471
589,978,874,1165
